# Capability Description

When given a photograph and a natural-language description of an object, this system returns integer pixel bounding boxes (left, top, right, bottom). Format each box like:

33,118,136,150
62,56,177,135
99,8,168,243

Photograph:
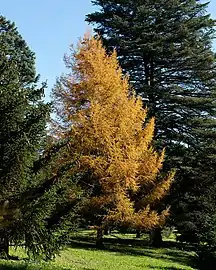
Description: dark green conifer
0,16,74,259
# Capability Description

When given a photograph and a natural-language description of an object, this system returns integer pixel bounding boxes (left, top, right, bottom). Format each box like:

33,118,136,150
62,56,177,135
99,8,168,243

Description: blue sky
1,0,216,101
1,0,95,100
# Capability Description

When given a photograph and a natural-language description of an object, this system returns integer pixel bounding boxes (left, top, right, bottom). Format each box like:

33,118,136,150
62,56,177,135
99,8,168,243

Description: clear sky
1,0,216,101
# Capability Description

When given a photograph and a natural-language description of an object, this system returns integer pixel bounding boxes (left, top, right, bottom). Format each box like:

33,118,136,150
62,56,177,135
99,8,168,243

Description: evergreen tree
52,34,174,247
86,0,216,245
0,16,73,259
175,139,216,247
16,136,82,259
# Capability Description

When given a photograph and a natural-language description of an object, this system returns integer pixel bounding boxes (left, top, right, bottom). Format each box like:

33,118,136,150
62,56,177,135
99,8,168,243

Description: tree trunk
136,230,141,238
104,225,109,235
0,230,9,258
96,227,104,249
150,228,163,247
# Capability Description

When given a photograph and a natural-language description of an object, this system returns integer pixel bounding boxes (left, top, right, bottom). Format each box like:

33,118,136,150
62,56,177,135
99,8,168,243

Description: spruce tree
0,16,69,259
86,0,216,245
175,139,216,247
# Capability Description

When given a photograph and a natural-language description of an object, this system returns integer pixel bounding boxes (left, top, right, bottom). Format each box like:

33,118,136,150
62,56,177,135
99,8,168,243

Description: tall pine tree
86,0,216,245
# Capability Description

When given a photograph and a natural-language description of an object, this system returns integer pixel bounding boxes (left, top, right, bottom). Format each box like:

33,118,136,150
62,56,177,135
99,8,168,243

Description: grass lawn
0,231,196,270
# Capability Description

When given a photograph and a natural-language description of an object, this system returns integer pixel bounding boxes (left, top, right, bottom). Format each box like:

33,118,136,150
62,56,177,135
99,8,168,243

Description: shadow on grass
0,261,68,270
68,234,196,269
146,266,188,270
192,251,216,270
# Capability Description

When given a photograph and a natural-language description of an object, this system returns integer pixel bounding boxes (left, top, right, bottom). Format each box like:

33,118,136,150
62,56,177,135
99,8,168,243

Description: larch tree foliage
86,0,216,245
52,34,174,247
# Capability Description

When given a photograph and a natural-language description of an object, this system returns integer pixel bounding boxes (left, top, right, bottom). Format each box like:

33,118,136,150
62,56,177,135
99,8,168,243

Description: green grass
0,231,196,270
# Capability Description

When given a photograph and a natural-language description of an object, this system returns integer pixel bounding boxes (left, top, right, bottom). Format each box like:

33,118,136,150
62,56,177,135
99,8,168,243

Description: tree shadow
0,266,26,270
0,261,68,270
191,251,216,270
111,246,195,269
145,266,188,270
68,234,196,269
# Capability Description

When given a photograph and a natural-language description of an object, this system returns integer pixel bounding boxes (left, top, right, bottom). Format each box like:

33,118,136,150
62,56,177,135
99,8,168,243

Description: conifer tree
175,139,216,248
52,34,174,247
86,0,216,245
0,16,70,259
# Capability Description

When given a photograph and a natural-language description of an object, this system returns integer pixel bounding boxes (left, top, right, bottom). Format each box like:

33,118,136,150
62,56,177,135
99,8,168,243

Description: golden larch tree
52,33,174,247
